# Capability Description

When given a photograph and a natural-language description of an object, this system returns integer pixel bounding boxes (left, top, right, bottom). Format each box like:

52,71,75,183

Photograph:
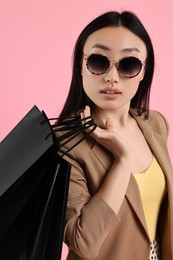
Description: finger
105,118,113,130
80,112,84,120
81,106,93,133
84,105,91,117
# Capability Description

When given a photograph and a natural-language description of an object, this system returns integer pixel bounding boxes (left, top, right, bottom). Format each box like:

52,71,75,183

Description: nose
104,64,120,84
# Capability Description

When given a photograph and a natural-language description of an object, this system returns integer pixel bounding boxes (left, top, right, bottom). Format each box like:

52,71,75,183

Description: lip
100,87,122,100
100,88,122,99
100,87,122,94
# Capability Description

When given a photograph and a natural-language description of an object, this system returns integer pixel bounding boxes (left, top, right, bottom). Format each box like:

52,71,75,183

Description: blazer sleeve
57,134,121,259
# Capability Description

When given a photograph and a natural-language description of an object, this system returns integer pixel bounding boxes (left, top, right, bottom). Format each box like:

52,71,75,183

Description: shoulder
130,108,170,138
148,110,169,137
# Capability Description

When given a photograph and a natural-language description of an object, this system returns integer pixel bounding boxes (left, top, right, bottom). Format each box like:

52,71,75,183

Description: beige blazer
57,109,173,260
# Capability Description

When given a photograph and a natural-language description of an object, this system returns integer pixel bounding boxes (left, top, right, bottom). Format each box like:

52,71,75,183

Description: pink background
0,0,172,259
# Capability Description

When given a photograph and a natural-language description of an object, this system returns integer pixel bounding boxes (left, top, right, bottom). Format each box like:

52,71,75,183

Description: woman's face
81,26,147,112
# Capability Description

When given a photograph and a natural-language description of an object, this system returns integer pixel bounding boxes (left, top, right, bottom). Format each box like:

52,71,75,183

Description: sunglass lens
87,54,110,74
118,57,142,78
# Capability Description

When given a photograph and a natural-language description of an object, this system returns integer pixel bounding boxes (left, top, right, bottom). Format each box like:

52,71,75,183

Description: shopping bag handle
41,113,97,157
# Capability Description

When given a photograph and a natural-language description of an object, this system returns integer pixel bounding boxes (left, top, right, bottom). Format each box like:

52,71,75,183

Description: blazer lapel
126,174,149,236
130,109,173,244
131,109,173,189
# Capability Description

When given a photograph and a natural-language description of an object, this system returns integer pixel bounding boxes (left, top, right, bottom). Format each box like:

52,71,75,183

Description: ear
81,65,83,76
139,66,146,82
81,58,85,76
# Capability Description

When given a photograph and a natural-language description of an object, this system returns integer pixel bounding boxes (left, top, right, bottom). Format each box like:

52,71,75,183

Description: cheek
124,79,141,98
82,75,94,97
82,64,96,95
82,73,101,104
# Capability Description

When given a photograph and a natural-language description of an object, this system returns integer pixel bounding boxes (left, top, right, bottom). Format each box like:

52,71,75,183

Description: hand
81,106,133,163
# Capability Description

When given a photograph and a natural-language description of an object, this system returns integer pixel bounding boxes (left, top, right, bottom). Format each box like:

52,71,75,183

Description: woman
57,11,173,260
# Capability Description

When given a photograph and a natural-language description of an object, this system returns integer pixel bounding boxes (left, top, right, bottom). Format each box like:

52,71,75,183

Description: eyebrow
121,48,140,53
91,44,140,53
91,44,111,51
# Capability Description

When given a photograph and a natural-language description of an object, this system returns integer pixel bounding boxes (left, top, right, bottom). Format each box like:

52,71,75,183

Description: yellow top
133,157,166,241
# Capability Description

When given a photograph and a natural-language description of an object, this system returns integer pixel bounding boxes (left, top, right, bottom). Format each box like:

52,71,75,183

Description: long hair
59,11,154,119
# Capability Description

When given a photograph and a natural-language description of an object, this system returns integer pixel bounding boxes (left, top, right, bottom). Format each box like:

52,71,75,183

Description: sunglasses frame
83,53,145,79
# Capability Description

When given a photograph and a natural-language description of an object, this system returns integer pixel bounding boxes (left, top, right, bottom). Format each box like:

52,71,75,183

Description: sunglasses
83,53,145,78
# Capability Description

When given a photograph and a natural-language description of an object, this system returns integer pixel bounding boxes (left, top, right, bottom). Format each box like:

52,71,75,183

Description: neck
92,105,132,128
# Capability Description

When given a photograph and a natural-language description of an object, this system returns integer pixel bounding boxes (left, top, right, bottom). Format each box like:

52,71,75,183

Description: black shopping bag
0,105,96,260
